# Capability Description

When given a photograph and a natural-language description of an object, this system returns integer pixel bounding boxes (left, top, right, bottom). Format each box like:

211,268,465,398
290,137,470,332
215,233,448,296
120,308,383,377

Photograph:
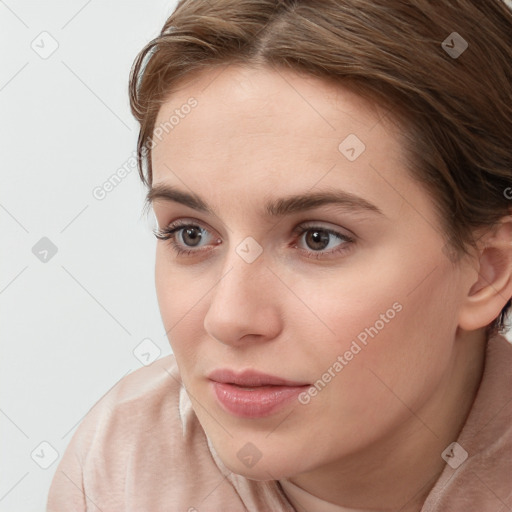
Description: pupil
306,230,329,250
183,227,202,247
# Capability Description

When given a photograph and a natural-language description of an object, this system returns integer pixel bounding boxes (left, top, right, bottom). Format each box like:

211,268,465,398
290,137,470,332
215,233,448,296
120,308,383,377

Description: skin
149,64,510,511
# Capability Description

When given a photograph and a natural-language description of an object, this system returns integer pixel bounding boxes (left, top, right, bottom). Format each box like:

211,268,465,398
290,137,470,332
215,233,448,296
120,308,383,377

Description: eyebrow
146,184,383,217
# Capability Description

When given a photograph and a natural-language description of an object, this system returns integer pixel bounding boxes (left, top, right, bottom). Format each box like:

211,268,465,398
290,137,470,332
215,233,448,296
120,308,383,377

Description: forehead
148,64,421,227
155,64,386,129
164,64,371,103
152,64,402,172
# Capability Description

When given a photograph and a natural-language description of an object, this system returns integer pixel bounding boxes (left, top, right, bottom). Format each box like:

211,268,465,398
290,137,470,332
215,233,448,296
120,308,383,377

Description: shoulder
77,353,187,459
98,353,182,412
71,354,182,440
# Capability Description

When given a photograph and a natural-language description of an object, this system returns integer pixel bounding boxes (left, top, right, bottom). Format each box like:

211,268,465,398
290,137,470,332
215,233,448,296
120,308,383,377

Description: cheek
155,247,206,317
290,259,461,423
154,252,204,357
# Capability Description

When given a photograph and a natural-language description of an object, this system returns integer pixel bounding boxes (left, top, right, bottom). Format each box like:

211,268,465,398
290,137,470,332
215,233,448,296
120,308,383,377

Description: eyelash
153,220,355,260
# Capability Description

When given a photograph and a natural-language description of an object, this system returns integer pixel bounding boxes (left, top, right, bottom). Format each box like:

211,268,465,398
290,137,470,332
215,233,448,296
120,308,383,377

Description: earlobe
458,216,512,332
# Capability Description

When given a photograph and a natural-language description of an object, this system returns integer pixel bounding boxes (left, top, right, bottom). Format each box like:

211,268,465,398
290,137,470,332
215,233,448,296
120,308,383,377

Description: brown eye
180,226,203,247
294,224,355,260
153,221,216,255
304,229,331,251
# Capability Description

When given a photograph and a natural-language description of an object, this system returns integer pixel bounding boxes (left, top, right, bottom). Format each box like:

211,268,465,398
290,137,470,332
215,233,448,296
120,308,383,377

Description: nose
203,248,283,347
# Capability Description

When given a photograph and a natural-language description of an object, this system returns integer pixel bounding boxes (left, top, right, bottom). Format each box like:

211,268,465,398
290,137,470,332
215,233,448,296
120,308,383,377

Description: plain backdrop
1,1,511,511
1,1,178,510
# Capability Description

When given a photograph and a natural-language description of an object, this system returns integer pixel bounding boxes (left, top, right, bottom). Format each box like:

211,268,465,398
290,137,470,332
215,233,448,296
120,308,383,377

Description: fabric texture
47,332,512,511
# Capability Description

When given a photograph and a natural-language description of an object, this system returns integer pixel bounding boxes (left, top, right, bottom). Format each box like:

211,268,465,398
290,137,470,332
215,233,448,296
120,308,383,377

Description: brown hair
129,0,512,335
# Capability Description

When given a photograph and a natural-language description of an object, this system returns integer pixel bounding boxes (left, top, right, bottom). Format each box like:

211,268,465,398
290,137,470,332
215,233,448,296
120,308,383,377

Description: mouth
208,368,311,418
207,368,309,387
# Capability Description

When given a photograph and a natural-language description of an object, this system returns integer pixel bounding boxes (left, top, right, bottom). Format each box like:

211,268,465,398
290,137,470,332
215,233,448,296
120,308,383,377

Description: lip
208,369,310,418
207,368,309,387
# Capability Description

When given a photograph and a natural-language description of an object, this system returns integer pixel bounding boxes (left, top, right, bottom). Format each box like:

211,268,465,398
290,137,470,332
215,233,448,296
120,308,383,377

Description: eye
153,220,355,260
293,224,354,259
153,220,219,256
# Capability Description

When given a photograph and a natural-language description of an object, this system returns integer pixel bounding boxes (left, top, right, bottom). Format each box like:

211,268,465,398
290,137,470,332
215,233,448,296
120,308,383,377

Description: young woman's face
151,65,470,479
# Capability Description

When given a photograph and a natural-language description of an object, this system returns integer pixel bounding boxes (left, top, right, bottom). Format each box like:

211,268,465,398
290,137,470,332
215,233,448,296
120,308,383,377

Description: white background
1,1,511,511
1,1,178,510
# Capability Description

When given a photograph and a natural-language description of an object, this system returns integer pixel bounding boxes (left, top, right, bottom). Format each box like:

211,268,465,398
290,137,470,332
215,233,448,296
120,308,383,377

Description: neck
281,328,487,511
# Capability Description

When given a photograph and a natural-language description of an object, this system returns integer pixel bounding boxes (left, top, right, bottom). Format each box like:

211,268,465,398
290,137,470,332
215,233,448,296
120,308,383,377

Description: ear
458,216,512,331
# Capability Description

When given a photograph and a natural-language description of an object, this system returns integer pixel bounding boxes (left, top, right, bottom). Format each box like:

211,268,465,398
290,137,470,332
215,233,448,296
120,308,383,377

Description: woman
47,1,512,510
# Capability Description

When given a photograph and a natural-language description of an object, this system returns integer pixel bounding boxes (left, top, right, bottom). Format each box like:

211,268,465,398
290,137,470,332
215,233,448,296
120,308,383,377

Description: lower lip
210,381,309,418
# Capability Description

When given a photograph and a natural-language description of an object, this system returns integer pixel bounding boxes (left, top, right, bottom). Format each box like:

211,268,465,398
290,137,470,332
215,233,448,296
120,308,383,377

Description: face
150,64,469,480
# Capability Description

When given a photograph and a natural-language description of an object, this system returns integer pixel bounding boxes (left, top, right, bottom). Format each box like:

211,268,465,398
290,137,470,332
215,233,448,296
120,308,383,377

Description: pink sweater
46,333,512,511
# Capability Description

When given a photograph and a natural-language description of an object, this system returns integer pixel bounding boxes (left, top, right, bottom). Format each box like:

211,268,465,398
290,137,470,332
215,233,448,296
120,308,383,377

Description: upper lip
208,369,309,387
